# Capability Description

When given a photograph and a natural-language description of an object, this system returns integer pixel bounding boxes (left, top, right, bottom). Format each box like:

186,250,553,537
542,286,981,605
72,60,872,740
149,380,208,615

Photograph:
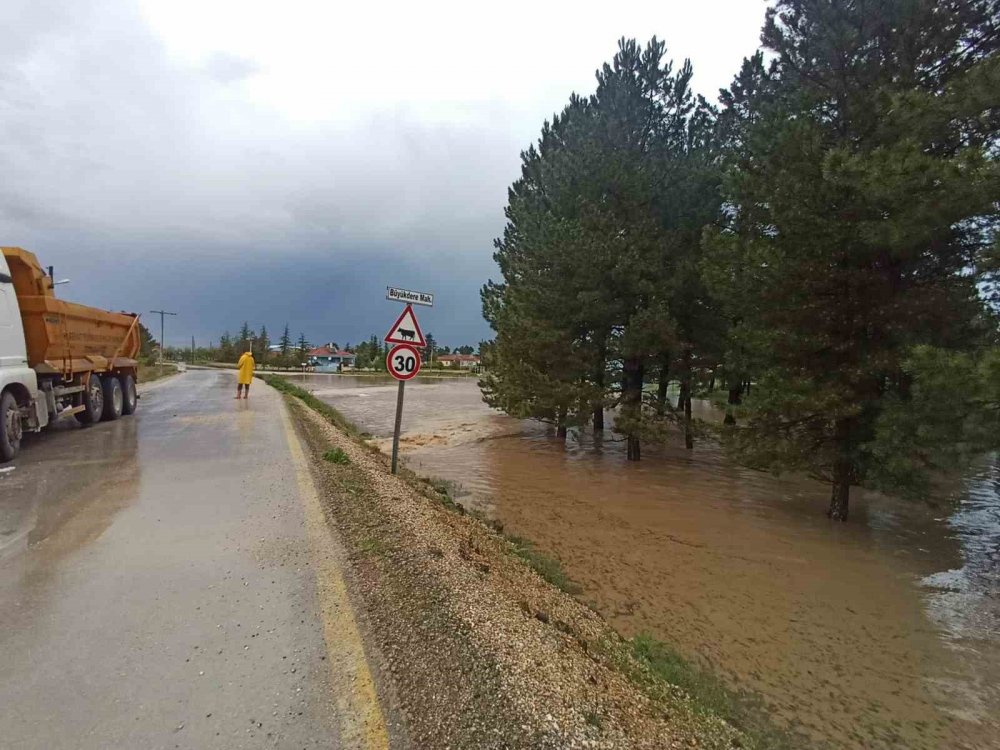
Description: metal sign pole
391,380,405,474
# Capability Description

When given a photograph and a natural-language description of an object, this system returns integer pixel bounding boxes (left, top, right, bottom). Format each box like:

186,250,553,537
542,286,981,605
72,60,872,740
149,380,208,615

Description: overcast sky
2,0,769,349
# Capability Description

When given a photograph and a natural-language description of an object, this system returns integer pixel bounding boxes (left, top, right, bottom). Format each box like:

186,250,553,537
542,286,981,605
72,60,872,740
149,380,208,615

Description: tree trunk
828,420,852,521
679,349,693,449
592,341,606,432
627,434,641,461
656,352,670,416
684,391,693,450
828,470,850,521
557,408,568,440
623,356,643,462
724,380,742,426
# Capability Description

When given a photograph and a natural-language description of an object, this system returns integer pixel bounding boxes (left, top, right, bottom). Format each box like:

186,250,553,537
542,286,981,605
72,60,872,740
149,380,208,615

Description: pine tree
704,0,1000,520
257,325,269,364
484,38,725,451
219,331,235,363
297,333,310,362
423,333,437,364
279,324,292,360
138,322,157,360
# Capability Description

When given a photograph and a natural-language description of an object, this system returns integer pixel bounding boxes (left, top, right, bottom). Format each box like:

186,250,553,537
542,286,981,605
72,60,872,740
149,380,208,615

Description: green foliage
323,448,351,466
704,0,1000,518
483,38,725,451
279,324,292,359
138,322,157,359
869,346,1000,497
297,332,310,363
353,335,386,370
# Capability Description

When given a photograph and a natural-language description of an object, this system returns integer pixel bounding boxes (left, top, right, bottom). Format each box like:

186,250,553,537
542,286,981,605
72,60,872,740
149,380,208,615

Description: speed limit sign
387,343,421,381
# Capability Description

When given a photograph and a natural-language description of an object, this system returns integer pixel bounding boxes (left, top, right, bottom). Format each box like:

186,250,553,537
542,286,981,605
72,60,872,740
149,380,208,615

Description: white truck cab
0,252,47,461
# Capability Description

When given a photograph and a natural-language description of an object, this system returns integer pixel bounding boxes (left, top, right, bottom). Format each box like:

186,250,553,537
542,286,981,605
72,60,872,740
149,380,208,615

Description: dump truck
0,246,141,461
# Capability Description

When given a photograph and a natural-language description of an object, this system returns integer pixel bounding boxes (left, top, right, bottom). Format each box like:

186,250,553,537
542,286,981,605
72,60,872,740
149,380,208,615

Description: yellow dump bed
1,247,140,376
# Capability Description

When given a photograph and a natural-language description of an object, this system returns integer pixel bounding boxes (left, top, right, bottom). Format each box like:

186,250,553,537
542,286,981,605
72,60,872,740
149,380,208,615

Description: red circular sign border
386,343,422,381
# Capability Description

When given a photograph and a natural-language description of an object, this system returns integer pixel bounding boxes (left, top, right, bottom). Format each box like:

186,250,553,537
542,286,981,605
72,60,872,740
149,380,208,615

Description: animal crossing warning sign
384,304,426,347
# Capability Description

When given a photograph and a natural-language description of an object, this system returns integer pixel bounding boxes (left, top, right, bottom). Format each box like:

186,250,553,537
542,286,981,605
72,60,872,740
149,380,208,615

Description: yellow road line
279,400,390,750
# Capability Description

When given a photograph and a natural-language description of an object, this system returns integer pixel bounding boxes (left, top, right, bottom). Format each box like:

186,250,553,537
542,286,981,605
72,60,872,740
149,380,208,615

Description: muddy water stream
287,374,1000,749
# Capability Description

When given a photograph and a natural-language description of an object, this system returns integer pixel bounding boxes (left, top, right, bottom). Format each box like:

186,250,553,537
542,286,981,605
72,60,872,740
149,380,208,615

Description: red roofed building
307,346,356,372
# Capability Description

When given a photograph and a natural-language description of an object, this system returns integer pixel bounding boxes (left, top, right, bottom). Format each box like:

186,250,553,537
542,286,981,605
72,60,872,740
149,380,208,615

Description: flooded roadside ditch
284,373,1000,750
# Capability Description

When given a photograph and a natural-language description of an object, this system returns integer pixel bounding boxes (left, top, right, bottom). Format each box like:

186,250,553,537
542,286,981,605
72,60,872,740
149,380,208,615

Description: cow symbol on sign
384,304,426,347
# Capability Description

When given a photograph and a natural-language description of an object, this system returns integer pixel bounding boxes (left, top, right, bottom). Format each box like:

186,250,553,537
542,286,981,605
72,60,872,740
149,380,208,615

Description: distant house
437,354,480,369
308,346,356,372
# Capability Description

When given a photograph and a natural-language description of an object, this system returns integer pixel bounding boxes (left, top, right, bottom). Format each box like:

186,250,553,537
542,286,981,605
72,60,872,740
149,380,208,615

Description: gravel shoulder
286,395,753,750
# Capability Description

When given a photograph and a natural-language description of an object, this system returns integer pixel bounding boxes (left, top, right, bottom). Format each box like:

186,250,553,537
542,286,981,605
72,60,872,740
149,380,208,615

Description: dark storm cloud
1,0,511,347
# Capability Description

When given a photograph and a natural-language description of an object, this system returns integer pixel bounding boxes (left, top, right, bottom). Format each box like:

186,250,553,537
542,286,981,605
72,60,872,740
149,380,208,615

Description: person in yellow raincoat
236,349,255,399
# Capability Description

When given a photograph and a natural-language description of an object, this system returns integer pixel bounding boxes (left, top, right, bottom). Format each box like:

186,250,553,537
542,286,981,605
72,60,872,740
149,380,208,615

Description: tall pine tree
704,0,1000,519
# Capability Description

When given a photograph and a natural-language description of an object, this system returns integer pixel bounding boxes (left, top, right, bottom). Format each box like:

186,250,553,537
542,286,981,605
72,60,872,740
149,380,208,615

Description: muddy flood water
286,373,1000,750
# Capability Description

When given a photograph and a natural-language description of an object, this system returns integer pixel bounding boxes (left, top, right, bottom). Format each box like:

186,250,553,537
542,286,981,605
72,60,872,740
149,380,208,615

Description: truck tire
1,391,22,462
101,376,124,421
75,373,104,425
120,374,137,415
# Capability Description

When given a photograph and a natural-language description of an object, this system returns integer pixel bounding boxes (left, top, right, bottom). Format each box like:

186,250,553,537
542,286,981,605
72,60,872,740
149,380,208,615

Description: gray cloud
1,0,765,348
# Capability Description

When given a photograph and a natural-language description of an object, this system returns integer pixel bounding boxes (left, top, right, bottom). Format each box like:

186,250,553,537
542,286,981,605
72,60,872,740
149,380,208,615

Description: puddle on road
288,373,1000,750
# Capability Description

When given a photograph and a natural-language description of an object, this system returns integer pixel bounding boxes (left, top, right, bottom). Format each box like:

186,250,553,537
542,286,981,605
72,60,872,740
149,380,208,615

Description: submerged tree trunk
557,408,568,440
655,352,670,416
723,379,742,426
623,356,643,461
829,468,850,521
828,420,852,521
593,346,606,432
679,349,694,449
627,433,641,460
684,391,693,450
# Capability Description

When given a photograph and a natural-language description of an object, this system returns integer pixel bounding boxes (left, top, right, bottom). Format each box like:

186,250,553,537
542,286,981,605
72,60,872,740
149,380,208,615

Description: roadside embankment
264,374,791,750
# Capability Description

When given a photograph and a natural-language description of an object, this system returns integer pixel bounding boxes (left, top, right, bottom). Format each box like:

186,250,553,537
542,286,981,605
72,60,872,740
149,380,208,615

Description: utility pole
150,309,177,367
191,336,195,364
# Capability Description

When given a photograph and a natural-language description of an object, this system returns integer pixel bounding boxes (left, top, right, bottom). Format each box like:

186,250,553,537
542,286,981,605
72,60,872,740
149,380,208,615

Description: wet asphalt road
0,370,356,749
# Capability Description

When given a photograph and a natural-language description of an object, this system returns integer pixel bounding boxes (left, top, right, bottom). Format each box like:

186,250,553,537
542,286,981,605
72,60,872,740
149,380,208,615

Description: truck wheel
75,373,104,425
120,374,137,415
101,376,124,421
1,391,22,462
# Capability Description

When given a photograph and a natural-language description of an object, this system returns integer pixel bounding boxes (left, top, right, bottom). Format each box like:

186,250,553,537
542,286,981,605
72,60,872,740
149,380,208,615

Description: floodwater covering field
285,373,1000,750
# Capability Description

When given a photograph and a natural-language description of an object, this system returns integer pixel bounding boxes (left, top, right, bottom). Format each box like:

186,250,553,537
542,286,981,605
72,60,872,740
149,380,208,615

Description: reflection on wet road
0,371,345,749
291,373,1000,750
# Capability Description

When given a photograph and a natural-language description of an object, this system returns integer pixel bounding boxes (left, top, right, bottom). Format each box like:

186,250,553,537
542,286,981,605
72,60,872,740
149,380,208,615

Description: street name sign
384,304,427,347
386,343,421,381
386,287,434,307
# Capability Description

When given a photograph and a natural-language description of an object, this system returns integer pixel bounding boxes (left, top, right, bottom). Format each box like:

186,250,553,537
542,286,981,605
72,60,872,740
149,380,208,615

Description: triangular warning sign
384,304,426,347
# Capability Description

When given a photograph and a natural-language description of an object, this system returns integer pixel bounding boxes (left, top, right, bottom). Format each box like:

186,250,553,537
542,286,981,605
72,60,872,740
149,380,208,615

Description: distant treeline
163,323,481,371
481,0,1000,519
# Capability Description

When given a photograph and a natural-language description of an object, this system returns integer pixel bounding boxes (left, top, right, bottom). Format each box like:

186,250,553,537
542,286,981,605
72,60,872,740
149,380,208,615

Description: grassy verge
626,634,805,750
263,373,802,749
506,535,582,595
137,364,179,383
